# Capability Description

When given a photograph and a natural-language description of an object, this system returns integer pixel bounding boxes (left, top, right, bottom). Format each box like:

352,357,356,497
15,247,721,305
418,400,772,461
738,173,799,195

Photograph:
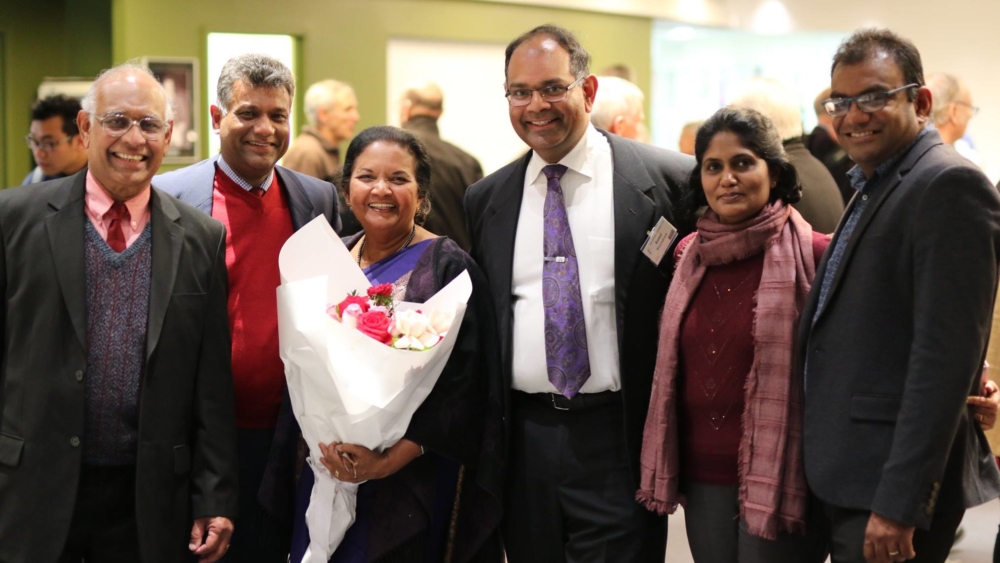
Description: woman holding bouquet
636,107,830,562
273,126,503,563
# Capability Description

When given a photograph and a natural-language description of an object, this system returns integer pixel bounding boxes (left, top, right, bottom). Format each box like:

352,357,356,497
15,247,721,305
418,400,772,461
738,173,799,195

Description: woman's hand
318,439,423,483
968,379,1000,431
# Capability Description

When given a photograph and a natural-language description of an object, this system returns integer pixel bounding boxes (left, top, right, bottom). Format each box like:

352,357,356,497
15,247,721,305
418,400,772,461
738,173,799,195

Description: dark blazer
153,154,340,232
797,129,1000,529
0,171,238,563
464,130,694,480
404,116,484,252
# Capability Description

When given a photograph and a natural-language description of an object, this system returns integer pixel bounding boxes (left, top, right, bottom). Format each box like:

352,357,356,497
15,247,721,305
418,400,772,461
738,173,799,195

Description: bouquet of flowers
276,217,472,562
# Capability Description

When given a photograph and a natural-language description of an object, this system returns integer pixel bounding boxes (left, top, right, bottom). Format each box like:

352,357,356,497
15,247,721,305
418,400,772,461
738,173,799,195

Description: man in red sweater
155,54,340,563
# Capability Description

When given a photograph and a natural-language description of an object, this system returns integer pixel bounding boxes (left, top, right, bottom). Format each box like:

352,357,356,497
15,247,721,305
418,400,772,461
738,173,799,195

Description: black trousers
502,392,666,563
222,427,290,563
58,464,140,563
816,499,964,563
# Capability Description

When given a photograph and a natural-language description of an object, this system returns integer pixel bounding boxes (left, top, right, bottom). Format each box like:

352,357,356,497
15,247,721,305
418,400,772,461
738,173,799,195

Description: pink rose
356,310,393,344
367,283,394,298
336,294,370,318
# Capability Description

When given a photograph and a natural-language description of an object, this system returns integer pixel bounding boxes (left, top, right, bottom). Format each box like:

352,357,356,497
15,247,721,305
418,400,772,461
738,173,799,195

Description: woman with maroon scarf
637,107,829,562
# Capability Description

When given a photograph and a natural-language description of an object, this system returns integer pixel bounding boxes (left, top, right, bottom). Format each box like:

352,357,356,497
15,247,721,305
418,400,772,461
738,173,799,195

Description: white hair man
927,73,980,166
731,78,845,233
283,79,360,181
590,76,645,140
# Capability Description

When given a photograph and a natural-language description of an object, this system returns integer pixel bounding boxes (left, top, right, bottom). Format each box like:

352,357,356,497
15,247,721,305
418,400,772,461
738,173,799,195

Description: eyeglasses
95,113,170,140
505,77,585,107
24,134,74,151
822,84,919,117
955,101,980,117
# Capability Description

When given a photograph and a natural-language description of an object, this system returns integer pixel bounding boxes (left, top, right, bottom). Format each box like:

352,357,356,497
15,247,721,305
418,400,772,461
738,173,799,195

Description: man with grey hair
0,63,238,562
731,78,845,233
155,53,340,563
927,72,978,147
399,80,483,251
590,75,645,140
283,79,360,181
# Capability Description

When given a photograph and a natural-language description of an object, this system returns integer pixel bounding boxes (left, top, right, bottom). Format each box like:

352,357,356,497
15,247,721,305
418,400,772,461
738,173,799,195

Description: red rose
356,310,393,344
336,294,370,318
367,283,394,298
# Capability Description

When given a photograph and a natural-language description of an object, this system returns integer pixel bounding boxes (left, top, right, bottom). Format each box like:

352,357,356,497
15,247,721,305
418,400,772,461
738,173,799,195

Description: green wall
112,0,653,171
0,0,112,187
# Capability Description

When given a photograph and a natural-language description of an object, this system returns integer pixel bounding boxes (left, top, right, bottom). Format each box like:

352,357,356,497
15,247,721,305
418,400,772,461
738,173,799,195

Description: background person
22,94,88,184
590,75,645,140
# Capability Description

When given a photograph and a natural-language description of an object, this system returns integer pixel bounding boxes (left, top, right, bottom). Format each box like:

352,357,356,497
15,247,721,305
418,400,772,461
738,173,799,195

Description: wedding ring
889,551,900,556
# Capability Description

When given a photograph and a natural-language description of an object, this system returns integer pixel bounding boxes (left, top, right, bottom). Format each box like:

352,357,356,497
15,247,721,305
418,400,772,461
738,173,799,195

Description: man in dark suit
400,81,484,251
464,24,693,562
798,28,1000,563
0,64,237,563
155,54,339,563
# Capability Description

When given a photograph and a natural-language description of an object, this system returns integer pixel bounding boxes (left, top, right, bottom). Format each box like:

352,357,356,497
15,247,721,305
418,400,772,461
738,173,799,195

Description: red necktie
106,201,129,253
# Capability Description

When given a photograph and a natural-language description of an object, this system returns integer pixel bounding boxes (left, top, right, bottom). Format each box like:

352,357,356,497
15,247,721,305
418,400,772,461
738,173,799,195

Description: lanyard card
640,216,677,267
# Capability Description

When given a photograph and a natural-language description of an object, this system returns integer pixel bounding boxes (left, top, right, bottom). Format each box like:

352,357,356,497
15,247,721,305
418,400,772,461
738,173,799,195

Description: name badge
640,216,677,267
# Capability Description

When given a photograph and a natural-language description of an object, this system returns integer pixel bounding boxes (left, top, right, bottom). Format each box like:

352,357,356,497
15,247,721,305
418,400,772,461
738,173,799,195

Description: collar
526,124,600,185
85,170,151,220
847,124,934,193
301,126,341,154
217,155,275,193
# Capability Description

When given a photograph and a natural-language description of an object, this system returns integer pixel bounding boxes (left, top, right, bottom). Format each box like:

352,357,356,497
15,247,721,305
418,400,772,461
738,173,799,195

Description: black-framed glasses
25,134,74,151
95,113,170,140
955,101,980,117
822,83,919,117
505,77,585,107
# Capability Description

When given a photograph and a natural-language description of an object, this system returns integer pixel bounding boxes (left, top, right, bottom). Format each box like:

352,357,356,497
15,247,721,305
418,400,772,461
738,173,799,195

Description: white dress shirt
511,125,620,393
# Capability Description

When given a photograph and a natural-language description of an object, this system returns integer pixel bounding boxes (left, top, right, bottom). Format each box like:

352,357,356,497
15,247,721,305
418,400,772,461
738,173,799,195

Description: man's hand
968,379,1000,430
863,512,915,563
189,516,234,562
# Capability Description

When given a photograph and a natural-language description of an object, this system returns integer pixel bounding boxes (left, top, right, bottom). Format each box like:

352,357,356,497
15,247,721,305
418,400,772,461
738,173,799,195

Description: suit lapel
146,189,184,361
606,134,657,348
276,167,318,230
44,173,89,351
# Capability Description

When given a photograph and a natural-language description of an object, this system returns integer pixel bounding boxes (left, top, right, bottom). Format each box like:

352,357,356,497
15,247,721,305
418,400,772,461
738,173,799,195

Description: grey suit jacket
153,154,340,232
464,129,694,481
0,171,238,563
797,129,1000,529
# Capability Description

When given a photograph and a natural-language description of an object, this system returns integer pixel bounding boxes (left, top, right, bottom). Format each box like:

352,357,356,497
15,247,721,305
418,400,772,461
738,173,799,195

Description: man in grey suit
798,29,1000,563
0,64,237,563
155,54,339,563
464,24,693,562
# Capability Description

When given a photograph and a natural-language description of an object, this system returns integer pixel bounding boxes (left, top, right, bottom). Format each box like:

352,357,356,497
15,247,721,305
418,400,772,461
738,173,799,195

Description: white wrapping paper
277,217,472,562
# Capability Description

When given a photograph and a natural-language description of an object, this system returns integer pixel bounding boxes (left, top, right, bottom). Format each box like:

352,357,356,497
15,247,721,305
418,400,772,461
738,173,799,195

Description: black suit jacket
797,129,1000,529
0,171,238,563
464,130,694,480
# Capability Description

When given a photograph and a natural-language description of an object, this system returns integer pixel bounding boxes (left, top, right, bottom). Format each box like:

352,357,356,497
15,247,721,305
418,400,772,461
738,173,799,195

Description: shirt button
75,370,84,381
70,436,80,447
862,194,869,201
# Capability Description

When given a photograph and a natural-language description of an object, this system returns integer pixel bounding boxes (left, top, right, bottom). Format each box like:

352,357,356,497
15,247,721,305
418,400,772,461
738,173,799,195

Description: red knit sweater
212,168,295,428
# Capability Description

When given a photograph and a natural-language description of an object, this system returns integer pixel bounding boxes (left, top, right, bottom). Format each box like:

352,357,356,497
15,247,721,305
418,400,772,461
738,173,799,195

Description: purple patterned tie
542,164,591,398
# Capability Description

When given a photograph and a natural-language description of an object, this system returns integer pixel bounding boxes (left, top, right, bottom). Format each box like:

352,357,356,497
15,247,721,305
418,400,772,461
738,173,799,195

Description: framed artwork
143,57,200,163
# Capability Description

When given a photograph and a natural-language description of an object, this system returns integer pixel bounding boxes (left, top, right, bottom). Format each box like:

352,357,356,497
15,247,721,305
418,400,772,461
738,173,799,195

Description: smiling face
348,141,423,240
78,69,172,201
505,35,596,164
831,52,930,177
212,80,291,186
700,131,773,225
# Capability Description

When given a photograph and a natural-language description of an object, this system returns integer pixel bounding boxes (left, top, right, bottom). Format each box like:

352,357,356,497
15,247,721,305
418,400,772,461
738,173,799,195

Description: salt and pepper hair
80,62,175,121
831,28,924,102
341,125,434,225
682,106,802,222
304,79,354,127
590,76,644,131
729,78,804,141
505,24,590,82
216,53,295,115
927,72,966,125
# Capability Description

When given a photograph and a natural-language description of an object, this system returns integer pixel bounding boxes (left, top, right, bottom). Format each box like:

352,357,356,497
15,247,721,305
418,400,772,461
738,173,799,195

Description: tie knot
542,164,568,182
107,201,130,222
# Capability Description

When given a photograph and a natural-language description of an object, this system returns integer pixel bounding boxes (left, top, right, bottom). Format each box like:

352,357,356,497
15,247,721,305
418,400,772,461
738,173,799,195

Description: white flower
341,303,363,330
428,308,455,336
392,309,431,339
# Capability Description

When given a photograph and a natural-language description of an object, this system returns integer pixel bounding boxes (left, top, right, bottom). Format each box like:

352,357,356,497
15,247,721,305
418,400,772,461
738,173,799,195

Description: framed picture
142,57,200,163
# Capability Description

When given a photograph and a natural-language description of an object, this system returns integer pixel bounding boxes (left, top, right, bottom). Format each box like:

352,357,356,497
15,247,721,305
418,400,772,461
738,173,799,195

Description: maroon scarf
636,201,815,539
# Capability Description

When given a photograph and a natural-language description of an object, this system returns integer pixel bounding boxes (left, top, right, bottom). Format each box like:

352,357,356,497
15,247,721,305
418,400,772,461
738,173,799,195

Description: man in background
927,72,981,164
22,94,88,184
155,54,340,563
590,75,645,141
399,81,483,251
807,87,855,204
677,119,702,155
